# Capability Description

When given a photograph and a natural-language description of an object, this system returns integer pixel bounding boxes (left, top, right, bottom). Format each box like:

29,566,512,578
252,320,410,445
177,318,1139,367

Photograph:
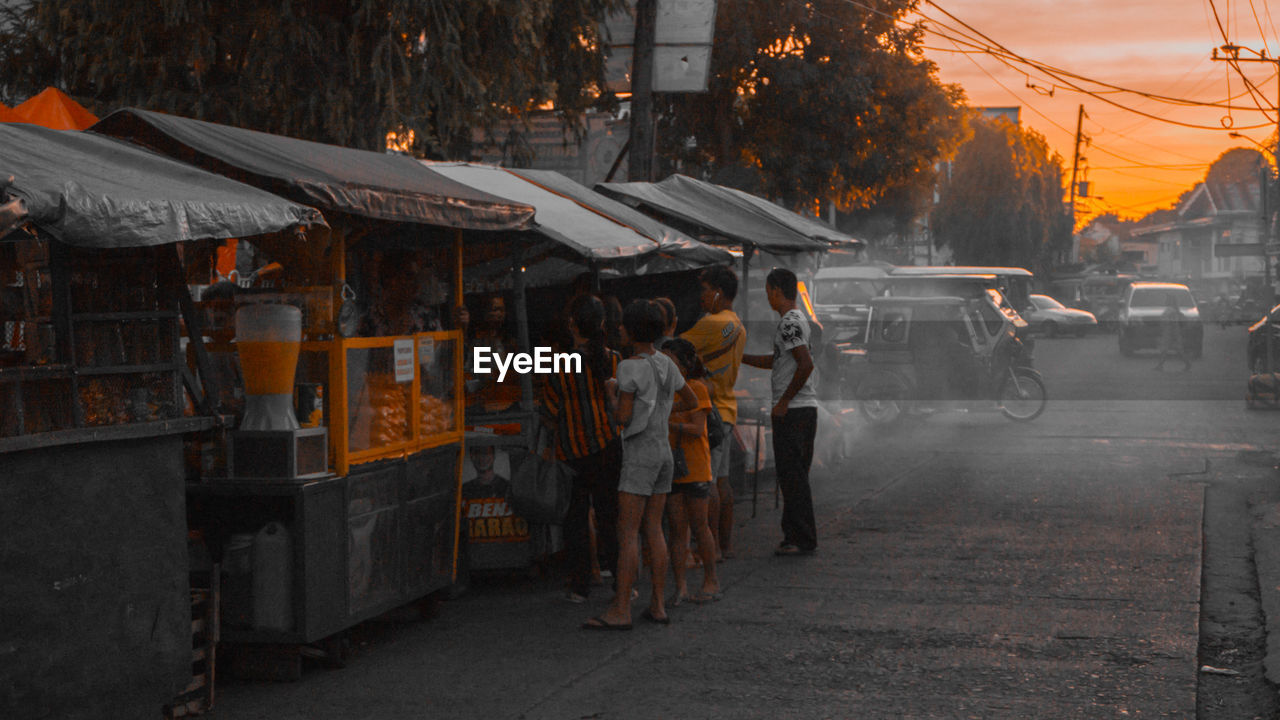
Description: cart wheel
999,371,1047,422
856,373,908,427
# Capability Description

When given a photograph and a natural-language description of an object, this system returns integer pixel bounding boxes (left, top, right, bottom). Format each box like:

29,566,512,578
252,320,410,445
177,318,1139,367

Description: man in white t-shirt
742,268,819,556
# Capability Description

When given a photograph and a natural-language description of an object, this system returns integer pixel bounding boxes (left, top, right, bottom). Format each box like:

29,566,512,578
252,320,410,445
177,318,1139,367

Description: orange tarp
9,88,97,130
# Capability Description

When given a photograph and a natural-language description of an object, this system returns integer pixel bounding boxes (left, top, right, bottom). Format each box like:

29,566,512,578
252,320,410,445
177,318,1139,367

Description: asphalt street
209,324,1280,719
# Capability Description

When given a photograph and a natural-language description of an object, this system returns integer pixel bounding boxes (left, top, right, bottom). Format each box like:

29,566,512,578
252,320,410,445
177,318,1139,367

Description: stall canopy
0,123,325,247
8,88,98,130
427,162,730,285
596,174,850,253
91,108,535,231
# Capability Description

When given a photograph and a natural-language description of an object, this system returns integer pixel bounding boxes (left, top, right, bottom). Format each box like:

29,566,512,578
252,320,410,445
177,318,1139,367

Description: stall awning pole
513,261,533,415
453,230,464,308
450,228,466,583
333,229,347,333
331,228,349,475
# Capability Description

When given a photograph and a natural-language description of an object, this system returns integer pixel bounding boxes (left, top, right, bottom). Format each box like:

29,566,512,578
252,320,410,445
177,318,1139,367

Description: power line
918,2,1276,128
926,5,1223,178
1247,0,1273,56
919,3,1257,109
1097,191,1190,213
1087,119,1218,163
837,0,1275,120
1207,0,1278,122
939,33,1074,139
1093,164,1208,171
1263,0,1280,51
1100,167,1206,187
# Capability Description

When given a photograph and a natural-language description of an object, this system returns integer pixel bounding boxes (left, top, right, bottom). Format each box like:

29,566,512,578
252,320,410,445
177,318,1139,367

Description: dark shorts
670,481,712,499
709,420,733,478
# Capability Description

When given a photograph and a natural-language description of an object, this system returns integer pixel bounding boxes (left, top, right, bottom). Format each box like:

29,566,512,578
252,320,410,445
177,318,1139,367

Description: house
1129,179,1267,281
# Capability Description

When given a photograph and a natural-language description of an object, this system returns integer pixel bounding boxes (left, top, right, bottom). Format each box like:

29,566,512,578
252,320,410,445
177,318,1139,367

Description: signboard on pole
1215,242,1267,258
603,0,717,93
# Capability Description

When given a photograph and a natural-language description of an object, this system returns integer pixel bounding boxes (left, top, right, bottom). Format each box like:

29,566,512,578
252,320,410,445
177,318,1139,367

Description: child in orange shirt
663,338,721,605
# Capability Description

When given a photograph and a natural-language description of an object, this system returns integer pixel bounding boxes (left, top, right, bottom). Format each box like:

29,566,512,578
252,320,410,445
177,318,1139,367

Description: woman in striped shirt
542,294,623,602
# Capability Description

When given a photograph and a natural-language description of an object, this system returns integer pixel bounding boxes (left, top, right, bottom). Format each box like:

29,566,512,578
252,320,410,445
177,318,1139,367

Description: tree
1206,147,1268,185
654,0,967,216
931,116,1071,271
0,0,622,155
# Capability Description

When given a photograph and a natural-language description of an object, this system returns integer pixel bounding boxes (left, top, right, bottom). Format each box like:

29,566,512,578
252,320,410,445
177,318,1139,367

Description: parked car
1247,304,1280,373
1117,282,1203,358
1023,294,1097,337
1081,272,1136,330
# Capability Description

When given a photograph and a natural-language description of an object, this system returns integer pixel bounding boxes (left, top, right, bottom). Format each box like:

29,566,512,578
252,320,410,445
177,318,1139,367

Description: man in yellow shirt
680,265,746,558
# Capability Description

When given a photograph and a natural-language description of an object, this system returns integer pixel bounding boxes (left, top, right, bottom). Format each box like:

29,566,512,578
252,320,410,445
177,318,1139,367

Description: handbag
509,424,576,525
706,400,727,450
671,443,690,479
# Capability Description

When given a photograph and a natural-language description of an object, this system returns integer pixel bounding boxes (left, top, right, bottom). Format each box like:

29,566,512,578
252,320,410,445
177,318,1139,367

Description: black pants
563,439,622,597
772,406,818,551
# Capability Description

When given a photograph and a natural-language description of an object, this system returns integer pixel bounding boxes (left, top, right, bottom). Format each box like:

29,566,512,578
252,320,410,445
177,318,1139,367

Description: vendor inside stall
358,249,449,336
463,292,522,415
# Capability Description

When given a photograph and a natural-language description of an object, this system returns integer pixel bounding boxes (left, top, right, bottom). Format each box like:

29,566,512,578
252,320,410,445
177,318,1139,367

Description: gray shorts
709,421,734,479
619,434,674,496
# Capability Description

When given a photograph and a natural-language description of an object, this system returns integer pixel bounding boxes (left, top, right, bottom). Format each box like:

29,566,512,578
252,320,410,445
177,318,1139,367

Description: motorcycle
854,292,1047,426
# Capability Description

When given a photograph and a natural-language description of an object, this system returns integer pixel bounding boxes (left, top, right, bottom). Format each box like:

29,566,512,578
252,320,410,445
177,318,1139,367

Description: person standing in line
661,338,721,606
1155,294,1191,372
680,266,746,559
742,268,819,556
584,300,697,630
542,295,623,604
654,296,678,350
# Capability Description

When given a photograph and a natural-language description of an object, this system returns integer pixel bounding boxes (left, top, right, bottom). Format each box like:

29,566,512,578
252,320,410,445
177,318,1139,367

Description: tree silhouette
654,0,966,215
931,116,1071,271
0,0,622,155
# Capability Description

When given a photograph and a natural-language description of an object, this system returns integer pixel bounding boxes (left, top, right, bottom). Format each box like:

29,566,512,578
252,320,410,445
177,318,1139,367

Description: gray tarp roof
427,163,730,286
0,123,325,247
596,174,849,252
91,108,535,231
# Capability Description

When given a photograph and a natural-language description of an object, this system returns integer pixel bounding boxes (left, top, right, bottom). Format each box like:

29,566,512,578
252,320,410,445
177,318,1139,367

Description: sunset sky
912,0,1279,225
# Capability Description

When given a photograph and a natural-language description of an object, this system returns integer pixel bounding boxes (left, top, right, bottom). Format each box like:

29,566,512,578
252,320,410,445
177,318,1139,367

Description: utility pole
1213,44,1279,300
1067,104,1086,263
628,0,658,181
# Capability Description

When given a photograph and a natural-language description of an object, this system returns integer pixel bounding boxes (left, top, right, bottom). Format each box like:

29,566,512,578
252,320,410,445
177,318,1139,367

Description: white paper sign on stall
394,338,415,383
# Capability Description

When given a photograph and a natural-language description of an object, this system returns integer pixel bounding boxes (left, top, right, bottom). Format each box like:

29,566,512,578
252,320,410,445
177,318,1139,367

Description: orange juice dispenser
229,303,328,480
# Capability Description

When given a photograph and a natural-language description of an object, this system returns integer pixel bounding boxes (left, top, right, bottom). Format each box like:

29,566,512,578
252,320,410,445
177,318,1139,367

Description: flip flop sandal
641,609,671,625
668,594,690,608
582,615,632,631
689,592,722,605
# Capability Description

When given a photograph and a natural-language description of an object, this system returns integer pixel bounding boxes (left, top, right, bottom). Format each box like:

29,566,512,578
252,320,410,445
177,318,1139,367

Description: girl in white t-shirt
584,300,696,630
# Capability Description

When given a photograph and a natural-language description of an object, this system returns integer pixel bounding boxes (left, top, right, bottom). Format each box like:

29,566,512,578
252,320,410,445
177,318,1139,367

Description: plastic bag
510,424,575,524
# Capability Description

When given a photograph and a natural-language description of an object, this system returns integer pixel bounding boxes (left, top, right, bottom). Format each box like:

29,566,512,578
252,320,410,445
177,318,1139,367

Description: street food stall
0,123,324,718
426,162,731,570
92,109,536,672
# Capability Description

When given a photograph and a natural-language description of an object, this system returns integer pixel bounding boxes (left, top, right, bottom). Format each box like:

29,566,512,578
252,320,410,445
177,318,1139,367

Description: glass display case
331,331,461,475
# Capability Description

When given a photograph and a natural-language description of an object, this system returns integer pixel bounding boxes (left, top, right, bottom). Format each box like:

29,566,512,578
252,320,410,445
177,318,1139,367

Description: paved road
210,324,1278,719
